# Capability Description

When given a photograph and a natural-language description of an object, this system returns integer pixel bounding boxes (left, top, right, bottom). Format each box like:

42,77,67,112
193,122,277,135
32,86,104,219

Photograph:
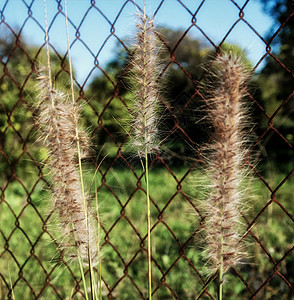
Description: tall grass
34,2,103,297
35,70,101,292
200,53,252,299
2,164,292,299
128,7,162,299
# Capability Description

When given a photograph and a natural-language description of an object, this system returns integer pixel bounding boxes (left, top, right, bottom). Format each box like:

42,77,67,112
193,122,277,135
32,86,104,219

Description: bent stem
195,271,218,300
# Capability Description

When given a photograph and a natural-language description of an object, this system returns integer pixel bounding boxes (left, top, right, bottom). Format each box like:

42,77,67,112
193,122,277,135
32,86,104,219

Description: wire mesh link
0,0,293,299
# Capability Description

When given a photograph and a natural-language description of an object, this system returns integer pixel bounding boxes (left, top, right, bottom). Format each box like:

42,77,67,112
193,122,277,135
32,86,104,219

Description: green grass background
1,164,293,299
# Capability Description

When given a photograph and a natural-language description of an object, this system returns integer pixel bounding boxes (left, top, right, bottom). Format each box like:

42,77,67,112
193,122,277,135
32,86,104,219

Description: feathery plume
128,8,163,299
35,68,98,265
201,53,252,294
130,9,161,157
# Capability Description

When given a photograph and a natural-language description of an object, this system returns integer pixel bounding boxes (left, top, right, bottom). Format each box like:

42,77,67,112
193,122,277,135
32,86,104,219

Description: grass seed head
129,10,162,157
200,53,252,275
35,68,98,265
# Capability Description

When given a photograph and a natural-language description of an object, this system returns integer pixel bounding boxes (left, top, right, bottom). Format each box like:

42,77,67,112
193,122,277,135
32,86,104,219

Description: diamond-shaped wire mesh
0,0,293,299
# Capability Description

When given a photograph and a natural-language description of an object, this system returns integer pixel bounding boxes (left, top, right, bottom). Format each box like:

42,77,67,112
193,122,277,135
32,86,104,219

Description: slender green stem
145,149,152,300
65,0,96,297
218,175,225,299
78,143,95,300
71,220,89,300
91,157,107,300
142,8,152,297
95,175,102,300
77,252,89,300
219,187,224,300
219,251,223,300
99,260,102,300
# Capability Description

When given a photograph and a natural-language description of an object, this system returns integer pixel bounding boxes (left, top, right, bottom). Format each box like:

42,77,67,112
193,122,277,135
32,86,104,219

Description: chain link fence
0,0,293,299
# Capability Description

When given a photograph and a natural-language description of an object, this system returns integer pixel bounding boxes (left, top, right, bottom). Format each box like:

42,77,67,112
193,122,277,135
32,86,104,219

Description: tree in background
83,47,130,158
0,29,73,182
0,30,37,182
156,28,210,161
84,27,258,166
1,23,252,170
85,28,212,162
257,0,294,173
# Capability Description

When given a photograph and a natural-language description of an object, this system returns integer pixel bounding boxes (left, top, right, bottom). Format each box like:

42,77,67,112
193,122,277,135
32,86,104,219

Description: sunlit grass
0,166,293,299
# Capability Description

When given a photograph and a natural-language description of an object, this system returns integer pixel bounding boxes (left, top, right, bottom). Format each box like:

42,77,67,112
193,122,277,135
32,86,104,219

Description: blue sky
1,0,275,84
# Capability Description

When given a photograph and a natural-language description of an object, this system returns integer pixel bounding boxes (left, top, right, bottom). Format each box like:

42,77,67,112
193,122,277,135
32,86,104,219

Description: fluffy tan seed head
130,10,161,156
201,53,251,274
36,69,98,265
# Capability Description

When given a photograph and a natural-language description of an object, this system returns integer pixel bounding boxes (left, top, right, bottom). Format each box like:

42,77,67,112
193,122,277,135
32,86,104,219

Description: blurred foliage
0,31,37,183
0,1,292,168
83,46,130,158
83,28,213,160
1,12,293,176
84,28,253,163
256,0,294,174
0,29,76,183
0,167,293,299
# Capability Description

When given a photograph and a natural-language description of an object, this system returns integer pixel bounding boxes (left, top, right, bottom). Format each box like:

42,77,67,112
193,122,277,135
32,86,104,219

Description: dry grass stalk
202,53,251,296
36,68,98,265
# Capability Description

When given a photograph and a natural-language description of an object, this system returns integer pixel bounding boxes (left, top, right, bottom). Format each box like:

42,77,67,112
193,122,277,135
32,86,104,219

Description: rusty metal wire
0,0,293,299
